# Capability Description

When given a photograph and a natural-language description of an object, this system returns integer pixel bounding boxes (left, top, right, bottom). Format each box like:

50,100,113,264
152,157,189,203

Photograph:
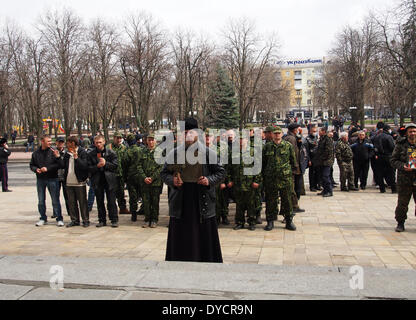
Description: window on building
294,71,302,76
296,90,301,96
296,98,301,107
307,80,312,86
286,71,290,77
295,79,302,86
307,99,312,105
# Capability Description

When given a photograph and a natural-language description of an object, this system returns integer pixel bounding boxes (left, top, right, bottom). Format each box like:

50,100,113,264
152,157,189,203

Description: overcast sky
0,0,399,59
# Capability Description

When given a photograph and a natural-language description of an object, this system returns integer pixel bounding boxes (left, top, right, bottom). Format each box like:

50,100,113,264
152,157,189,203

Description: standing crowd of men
1,118,412,234
30,132,163,229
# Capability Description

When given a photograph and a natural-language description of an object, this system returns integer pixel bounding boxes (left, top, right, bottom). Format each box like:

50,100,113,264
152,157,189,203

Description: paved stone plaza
1,162,416,270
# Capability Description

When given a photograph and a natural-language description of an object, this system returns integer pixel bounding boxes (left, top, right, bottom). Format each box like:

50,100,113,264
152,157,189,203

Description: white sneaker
36,220,47,226
57,221,65,227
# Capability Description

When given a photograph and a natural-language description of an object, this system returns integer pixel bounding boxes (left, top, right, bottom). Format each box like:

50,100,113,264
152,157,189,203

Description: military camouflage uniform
137,144,163,224
391,138,416,223
335,140,355,190
214,140,229,223
109,142,127,211
123,139,143,219
250,134,263,220
262,139,296,221
230,144,262,226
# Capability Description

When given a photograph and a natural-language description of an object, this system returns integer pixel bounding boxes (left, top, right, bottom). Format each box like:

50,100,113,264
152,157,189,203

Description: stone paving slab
0,255,415,300
20,287,127,300
0,283,34,300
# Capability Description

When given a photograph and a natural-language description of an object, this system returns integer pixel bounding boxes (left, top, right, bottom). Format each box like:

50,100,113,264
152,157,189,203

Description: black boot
222,216,230,225
285,218,297,231
395,222,405,233
131,213,137,222
264,221,274,231
256,215,262,225
233,224,244,230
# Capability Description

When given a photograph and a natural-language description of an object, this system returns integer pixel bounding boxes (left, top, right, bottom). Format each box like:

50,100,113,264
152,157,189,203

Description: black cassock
165,182,223,263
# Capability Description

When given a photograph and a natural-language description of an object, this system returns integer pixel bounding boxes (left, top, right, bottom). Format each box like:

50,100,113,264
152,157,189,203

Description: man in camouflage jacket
317,127,335,197
335,132,358,192
391,123,416,232
122,134,143,222
229,134,262,231
262,126,297,231
109,132,129,215
137,133,164,228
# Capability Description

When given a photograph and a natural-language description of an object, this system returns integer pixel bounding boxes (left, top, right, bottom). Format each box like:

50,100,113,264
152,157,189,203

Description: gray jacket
160,142,226,221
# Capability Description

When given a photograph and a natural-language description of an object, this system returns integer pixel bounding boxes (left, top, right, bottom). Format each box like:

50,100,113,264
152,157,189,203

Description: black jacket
63,147,89,184
160,142,226,221
30,147,63,179
372,130,395,157
87,146,118,190
351,139,374,162
0,147,11,164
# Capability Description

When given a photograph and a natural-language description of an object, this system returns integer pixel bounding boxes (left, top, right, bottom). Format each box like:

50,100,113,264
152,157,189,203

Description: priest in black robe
161,118,226,263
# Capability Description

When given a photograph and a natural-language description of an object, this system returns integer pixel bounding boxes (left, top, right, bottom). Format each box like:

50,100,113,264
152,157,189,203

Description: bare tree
120,13,170,132
86,19,125,141
171,30,213,121
328,17,380,126
38,8,86,137
376,0,416,122
222,18,279,129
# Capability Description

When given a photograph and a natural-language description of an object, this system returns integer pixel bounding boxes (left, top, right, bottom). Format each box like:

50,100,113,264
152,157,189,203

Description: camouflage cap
126,133,136,141
272,126,283,134
113,132,123,138
264,126,275,133
147,132,155,139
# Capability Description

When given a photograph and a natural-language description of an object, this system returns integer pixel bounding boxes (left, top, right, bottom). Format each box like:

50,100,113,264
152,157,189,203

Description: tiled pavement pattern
1,182,415,270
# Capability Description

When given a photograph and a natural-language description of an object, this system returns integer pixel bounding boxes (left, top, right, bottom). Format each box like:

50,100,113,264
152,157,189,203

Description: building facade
279,58,328,119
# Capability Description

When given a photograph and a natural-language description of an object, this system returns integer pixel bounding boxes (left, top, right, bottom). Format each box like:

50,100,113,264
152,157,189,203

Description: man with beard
391,123,416,232
162,118,225,263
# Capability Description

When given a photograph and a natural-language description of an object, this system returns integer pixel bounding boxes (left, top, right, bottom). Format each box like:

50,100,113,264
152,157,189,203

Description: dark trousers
265,186,293,222
395,185,416,223
87,181,95,211
94,181,118,223
322,166,333,194
58,180,70,215
37,178,62,222
353,160,370,188
375,156,396,192
309,165,322,190
115,178,127,210
0,164,8,191
67,185,89,224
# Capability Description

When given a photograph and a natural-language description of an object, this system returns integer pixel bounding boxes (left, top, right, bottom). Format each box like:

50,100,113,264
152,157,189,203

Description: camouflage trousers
127,179,141,215
395,185,416,223
265,185,293,222
216,186,229,220
235,189,257,225
339,162,355,189
254,187,262,217
142,185,162,223
115,178,127,210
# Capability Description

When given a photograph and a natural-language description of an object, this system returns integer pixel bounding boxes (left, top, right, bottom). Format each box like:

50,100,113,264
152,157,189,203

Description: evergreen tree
206,65,239,129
